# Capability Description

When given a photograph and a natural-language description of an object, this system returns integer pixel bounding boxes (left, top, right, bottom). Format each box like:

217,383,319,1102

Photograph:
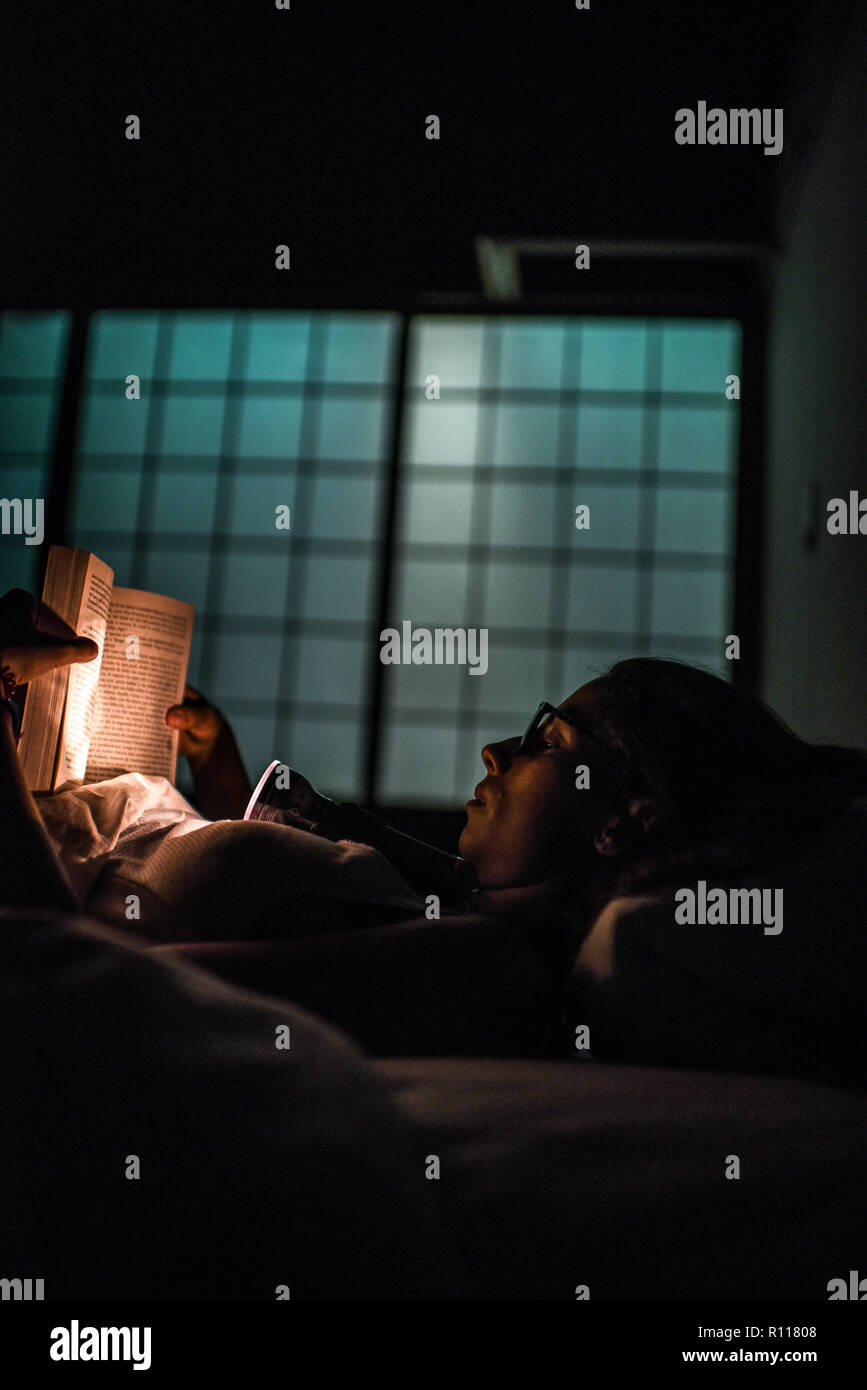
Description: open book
18,546,194,793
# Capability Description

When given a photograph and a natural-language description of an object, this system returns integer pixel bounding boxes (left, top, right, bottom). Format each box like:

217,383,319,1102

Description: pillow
569,800,867,1082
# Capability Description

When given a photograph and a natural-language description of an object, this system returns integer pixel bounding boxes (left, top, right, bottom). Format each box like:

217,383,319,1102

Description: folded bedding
376,1055,867,1300
570,798,867,1083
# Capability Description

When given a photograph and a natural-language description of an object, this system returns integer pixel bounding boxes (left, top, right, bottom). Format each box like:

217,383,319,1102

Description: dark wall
762,0,867,746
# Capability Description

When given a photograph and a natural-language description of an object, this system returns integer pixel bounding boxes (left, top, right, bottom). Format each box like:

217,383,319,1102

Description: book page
53,557,113,788
84,589,194,785
18,547,114,792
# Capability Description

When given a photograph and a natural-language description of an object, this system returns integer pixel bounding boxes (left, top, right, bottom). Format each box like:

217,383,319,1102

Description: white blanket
35,773,210,901
36,772,426,941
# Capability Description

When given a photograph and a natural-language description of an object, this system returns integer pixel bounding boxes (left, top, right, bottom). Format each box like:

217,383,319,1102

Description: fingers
1,635,99,686
165,697,221,736
0,589,40,644
0,589,39,628
0,591,90,651
33,599,84,643
70,637,100,663
166,703,200,729
167,687,209,723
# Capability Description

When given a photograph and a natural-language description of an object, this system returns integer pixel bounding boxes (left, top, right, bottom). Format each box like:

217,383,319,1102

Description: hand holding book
0,587,101,910
0,588,98,689
17,546,195,792
1,589,98,741
166,684,252,821
165,686,224,774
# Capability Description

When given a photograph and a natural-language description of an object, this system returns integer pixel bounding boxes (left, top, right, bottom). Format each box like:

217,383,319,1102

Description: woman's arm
0,705,80,911
165,686,252,820
316,800,477,903
242,759,478,902
0,589,99,911
167,697,476,899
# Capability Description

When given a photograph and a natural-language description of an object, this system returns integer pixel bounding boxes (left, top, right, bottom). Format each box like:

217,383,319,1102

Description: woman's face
458,679,624,889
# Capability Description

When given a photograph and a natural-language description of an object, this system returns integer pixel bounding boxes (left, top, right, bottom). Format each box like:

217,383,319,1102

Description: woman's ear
592,796,659,857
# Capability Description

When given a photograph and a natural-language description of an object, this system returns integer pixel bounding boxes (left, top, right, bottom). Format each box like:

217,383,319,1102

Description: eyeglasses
517,700,635,776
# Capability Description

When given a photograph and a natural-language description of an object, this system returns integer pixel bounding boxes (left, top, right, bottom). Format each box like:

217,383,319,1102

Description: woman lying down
3,585,867,1078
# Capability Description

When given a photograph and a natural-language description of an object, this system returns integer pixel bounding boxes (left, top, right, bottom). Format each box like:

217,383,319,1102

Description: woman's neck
468,875,570,922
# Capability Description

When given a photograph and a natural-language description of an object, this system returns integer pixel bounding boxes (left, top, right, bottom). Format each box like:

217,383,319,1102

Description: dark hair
585,657,867,902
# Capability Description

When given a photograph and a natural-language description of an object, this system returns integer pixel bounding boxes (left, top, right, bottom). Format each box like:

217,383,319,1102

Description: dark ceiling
0,0,852,308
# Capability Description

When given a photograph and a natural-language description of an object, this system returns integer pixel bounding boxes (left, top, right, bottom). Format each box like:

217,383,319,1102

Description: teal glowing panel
0,312,71,595
67,310,401,801
383,314,742,806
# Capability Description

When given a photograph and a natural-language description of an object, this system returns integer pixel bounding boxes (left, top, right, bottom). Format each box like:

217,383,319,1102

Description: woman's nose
481,736,520,774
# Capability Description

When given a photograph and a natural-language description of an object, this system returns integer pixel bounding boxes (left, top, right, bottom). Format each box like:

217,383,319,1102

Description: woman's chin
458,821,481,862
